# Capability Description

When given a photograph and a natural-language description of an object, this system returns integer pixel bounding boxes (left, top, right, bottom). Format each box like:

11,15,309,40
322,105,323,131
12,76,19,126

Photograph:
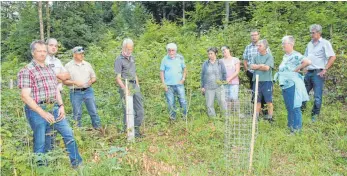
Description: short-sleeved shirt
221,57,240,85
160,54,186,85
252,53,274,82
278,51,305,89
114,54,137,81
45,55,67,91
17,60,57,103
304,37,335,70
243,43,271,72
65,60,96,89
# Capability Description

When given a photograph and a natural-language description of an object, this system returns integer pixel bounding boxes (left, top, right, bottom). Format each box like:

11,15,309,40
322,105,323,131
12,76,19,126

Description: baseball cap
72,46,85,54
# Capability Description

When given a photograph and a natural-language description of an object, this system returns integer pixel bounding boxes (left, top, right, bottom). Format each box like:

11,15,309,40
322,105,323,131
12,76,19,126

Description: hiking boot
135,127,144,138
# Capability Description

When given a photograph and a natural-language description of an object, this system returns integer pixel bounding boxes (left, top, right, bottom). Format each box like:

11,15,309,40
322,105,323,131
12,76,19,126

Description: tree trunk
38,1,44,40
182,1,185,26
46,1,50,39
225,1,229,28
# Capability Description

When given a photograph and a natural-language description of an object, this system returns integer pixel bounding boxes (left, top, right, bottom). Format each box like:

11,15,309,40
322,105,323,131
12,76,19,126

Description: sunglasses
76,47,84,52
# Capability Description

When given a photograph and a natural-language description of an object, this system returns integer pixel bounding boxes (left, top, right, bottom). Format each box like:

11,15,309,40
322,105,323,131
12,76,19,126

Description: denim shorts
253,81,273,103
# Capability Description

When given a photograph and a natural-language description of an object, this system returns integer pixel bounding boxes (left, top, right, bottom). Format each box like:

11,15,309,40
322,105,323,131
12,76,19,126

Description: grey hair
282,36,295,46
257,39,269,49
46,38,57,44
30,40,46,53
122,38,134,48
310,24,322,34
166,43,177,51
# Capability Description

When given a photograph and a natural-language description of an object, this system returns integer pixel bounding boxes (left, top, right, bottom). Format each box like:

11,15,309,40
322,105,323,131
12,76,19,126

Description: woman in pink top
220,46,240,102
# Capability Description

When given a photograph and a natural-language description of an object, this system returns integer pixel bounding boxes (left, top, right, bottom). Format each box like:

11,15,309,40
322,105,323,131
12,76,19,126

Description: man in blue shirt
302,24,336,122
160,43,187,121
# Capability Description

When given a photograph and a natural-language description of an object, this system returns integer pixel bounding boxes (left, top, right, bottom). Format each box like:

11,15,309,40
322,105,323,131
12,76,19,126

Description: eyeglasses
310,31,318,34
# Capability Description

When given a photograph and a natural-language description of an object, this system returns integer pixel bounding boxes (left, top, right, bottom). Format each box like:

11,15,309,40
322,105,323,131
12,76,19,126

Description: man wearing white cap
64,46,101,129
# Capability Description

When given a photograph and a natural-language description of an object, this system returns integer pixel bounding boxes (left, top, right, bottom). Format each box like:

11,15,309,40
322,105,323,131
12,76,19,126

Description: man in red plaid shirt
17,40,82,168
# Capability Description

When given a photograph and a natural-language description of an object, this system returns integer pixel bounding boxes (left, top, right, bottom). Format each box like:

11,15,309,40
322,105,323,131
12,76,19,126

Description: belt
72,87,89,91
308,69,323,73
37,100,56,104
129,80,136,84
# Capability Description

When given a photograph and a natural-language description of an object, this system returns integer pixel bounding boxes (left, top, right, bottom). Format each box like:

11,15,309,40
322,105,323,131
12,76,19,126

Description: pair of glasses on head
76,47,84,52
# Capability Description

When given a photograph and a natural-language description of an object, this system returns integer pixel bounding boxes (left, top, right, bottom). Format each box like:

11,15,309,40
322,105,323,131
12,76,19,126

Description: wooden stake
125,79,135,141
248,75,259,175
9,79,13,89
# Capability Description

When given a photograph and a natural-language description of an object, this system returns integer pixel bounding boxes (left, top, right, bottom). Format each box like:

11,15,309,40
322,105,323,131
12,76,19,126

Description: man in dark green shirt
250,39,274,121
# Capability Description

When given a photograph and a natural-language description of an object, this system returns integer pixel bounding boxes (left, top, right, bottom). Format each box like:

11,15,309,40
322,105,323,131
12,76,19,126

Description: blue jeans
24,104,82,166
304,70,324,116
165,85,187,119
70,87,101,128
282,85,302,132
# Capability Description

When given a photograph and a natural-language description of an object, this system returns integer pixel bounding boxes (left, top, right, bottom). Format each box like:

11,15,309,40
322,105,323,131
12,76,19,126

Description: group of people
17,24,336,168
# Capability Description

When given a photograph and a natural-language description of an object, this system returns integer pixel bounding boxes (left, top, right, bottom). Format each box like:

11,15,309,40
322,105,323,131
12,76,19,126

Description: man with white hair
160,43,187,121
114,38,144,138
302,24,336,122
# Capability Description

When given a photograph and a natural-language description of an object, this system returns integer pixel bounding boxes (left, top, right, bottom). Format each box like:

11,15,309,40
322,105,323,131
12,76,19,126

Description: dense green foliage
1,1,347,175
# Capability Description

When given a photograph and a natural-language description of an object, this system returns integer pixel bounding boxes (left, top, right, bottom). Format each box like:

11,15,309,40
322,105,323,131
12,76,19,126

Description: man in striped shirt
17,40,82,168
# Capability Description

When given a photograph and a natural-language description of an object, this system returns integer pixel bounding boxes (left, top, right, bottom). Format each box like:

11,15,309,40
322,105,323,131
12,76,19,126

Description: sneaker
311,115,318,122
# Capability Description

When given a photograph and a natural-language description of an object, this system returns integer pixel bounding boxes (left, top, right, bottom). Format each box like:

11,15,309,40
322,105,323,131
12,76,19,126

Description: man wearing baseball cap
63,46,101,129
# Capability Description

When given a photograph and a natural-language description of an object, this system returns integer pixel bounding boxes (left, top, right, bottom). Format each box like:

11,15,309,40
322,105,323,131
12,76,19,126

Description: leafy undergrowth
2,21,347,176
1,86,346,175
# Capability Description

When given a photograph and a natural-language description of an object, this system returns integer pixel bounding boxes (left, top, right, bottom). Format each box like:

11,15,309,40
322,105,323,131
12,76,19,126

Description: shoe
135,127,144,138
72,162,82,170
311,115,317,122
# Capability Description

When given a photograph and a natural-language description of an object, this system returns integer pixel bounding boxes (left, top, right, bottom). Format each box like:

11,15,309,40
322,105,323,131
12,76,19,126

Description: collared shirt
278,51,305,89
252,53,274,82
221,57,240,85
45,55,67,91
160,54,186,85
304,37,335,70
114,54,137,81
243,43,271,72
65,60,96,89
17,60,57,103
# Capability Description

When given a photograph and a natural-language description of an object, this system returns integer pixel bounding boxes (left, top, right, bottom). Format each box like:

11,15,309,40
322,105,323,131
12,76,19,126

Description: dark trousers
246,70,268,115
119,83,144,129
